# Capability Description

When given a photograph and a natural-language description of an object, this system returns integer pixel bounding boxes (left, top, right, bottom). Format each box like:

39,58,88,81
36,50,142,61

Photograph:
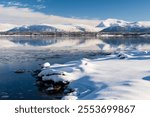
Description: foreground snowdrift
39,51,150,100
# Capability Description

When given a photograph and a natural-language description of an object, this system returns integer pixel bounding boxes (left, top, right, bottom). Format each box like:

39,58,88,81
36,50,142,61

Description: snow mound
42,74,68,82
38,68,71,82
41,62,51,69
47,50,150,100
61,96,78,100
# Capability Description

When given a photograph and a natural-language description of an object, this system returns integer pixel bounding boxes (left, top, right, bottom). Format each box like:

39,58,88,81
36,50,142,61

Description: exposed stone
14,69,25,74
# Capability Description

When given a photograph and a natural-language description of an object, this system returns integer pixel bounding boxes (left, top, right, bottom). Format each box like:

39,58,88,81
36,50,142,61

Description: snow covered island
36,51,150,100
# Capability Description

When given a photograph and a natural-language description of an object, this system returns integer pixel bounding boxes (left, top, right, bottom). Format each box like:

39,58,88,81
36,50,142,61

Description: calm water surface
0,36,150,99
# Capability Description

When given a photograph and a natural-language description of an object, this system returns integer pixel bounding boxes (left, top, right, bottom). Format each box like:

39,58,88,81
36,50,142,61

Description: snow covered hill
7,25,62,33
6,24,102,33
101,25,150,33
97,19,150,33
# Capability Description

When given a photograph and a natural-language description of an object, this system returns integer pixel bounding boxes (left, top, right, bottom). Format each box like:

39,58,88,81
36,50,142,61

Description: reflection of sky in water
5,36,150,48
102,37,150,46
11,38,150,46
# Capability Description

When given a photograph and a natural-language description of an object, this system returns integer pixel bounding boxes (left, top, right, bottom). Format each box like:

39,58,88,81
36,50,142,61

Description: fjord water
0,36,150,100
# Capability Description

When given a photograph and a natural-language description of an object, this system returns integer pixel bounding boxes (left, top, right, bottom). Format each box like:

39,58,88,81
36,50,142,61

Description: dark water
0,36,150,100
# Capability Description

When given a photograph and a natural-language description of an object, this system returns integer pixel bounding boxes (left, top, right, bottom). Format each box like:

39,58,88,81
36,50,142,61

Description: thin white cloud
0,5,99,26
33,5,46,9
3,1,28,7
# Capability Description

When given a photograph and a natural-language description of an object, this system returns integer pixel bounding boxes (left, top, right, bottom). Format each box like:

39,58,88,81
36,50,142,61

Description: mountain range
1,18,150,33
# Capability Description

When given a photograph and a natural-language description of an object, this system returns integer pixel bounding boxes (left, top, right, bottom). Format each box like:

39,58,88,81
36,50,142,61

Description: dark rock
117,53,128,59
14,69,25,74
31,69,41,78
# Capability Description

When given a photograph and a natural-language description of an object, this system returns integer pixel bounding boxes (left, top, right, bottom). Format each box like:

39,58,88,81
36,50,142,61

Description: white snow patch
41,62,50,69
49,51,150,100
61,96,78,100
98,34,123,37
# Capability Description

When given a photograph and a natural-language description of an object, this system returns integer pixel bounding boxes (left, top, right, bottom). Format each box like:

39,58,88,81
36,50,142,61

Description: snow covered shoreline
38,51,150,100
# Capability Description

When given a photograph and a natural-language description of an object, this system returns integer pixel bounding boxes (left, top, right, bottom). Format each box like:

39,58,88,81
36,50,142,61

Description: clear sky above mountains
0,0,149,25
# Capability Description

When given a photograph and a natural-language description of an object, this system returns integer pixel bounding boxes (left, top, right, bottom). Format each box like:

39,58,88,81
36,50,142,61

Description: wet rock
117,53,128,59
36,79,70,94
64,88,75,94
14,69,25,74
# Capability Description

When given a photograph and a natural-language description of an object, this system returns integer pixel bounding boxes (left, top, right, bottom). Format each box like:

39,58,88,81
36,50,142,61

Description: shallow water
0,36,150,100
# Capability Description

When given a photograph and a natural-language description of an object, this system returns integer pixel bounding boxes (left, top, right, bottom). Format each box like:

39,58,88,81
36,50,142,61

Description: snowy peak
97,18,150,33
97,18,129,28
137,21,150,27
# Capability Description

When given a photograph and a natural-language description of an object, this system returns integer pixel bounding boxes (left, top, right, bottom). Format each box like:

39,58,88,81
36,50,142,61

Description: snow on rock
36,62,75,93
41,62,51,69
116,52,129,59
46,87,54,91
42,74,68,82
38,67,71,82
38,69,60,77
61,96,78,100
38,62,72,82
35,63,73,94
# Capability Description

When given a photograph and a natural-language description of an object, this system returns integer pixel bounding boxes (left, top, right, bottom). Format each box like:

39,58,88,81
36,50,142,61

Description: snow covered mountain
97,19,150,33
1,18,150,33
7,25,62,33
6,24,101,33
46,24,101,32
101,25,150,33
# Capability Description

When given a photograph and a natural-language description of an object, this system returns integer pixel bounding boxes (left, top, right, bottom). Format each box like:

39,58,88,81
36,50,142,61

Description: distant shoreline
0,32,150,38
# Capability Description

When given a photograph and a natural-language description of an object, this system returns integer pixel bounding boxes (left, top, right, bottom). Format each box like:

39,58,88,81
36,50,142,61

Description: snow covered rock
42,74,67,82
41,62,50,69
38,68,70,82
61,96,78,100
35,62,73,95
117,52,128,59
38,69,63,77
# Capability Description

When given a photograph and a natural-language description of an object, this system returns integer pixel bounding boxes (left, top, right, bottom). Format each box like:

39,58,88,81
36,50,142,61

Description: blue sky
0,0,150,25
0,0,150,21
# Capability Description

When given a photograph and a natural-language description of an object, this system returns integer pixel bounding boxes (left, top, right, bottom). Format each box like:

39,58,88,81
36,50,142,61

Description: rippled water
0,36,150,100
